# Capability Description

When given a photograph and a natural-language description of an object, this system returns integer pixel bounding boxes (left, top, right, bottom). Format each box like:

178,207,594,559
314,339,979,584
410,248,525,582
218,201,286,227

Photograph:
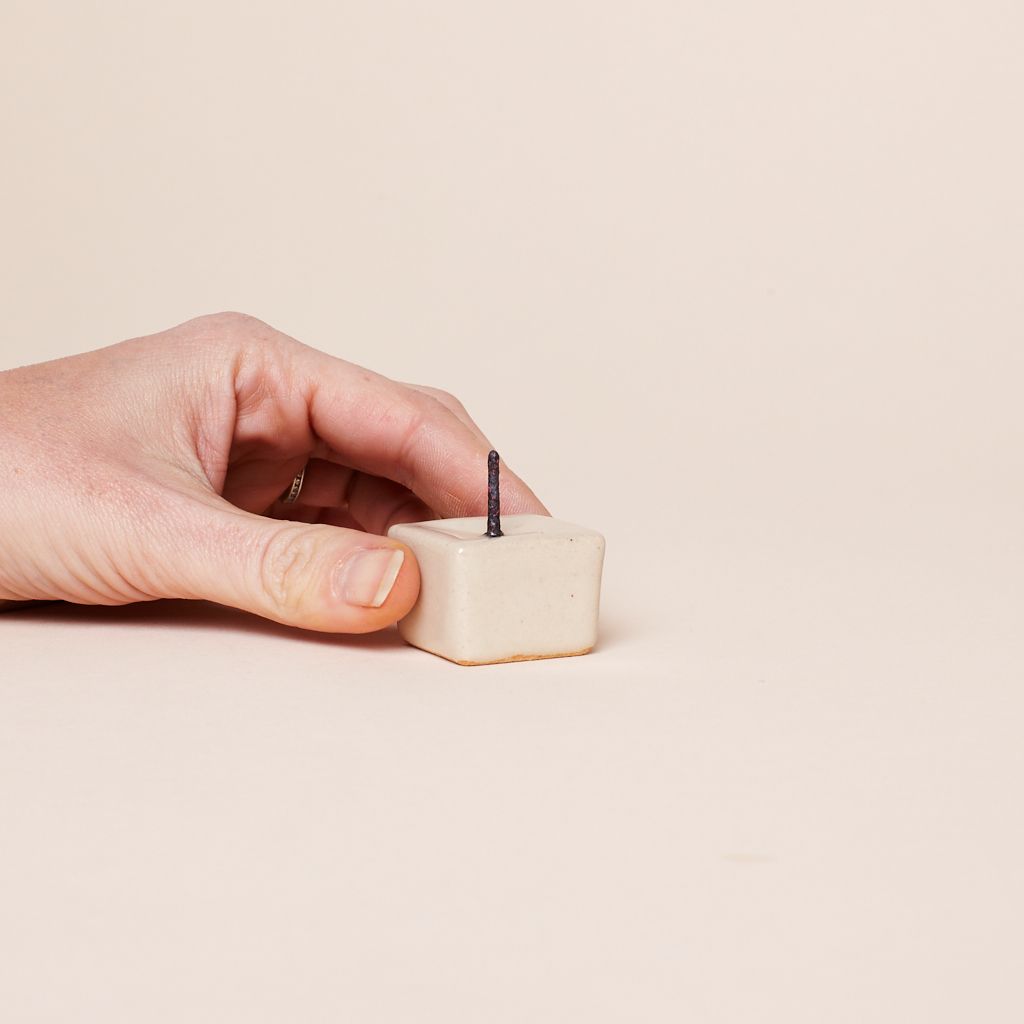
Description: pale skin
0,313,548,632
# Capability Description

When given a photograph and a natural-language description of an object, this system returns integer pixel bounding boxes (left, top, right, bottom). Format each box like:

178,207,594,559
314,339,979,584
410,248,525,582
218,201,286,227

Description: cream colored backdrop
1,2,1022,1021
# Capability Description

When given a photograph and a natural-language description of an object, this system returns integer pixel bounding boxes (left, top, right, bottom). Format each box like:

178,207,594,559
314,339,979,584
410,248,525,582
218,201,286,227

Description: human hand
0,313,547,632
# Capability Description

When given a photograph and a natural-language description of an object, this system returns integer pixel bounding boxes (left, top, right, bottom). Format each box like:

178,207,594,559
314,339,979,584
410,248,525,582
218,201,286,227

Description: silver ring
281,465,307,504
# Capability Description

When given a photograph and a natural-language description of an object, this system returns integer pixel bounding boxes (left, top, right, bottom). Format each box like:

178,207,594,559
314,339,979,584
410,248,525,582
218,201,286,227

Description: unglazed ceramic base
439,645,594,667
387,514,605,667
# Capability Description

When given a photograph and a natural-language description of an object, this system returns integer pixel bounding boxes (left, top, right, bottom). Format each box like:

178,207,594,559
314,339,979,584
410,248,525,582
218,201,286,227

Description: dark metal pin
486,449,503,537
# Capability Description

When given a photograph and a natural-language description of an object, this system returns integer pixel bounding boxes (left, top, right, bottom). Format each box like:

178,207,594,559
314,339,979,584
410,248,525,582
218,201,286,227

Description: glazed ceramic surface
387,514,605,666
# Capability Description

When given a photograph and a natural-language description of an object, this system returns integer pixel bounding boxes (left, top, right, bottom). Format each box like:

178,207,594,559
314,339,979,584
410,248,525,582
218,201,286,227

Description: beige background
1,1,1022,1020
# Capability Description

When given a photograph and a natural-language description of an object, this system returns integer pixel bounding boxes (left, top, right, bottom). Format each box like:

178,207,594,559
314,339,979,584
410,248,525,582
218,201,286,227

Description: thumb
165,500,419,632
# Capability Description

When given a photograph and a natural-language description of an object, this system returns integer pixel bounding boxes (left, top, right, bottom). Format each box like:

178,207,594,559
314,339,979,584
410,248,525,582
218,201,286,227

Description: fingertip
328,539,420,633
380,540,421,620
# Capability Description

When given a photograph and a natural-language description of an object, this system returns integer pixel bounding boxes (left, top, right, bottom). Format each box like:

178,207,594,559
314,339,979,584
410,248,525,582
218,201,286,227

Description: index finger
299,347,549,520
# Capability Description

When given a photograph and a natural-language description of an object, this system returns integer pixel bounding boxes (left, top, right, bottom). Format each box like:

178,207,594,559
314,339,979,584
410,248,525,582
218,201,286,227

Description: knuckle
257,524,323,615
421,385,466,415
394,402,432,472
180,312,270,351
176,312,289,384
442,393,468,416
194,310,261,333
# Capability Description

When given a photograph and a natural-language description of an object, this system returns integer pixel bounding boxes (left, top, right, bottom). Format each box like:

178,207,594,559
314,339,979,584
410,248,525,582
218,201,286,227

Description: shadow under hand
6,599,407,652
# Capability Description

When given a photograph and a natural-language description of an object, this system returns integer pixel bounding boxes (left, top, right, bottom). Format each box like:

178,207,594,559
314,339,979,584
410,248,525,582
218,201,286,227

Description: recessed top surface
393,513,603,544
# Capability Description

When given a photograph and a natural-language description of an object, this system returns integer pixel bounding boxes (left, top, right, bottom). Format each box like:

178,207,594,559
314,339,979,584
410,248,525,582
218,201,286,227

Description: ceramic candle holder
387,513,605,666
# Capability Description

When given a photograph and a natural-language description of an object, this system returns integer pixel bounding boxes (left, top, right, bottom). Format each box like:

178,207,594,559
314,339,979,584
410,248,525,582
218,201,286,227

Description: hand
0,313,547,632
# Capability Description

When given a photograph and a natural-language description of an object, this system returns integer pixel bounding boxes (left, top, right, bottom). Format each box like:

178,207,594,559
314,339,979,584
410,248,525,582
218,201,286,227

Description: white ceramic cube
386,514,605,666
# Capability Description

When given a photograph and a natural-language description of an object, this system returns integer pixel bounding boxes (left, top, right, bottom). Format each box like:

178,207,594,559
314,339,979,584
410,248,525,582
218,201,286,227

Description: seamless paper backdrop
1,2,1022,1022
